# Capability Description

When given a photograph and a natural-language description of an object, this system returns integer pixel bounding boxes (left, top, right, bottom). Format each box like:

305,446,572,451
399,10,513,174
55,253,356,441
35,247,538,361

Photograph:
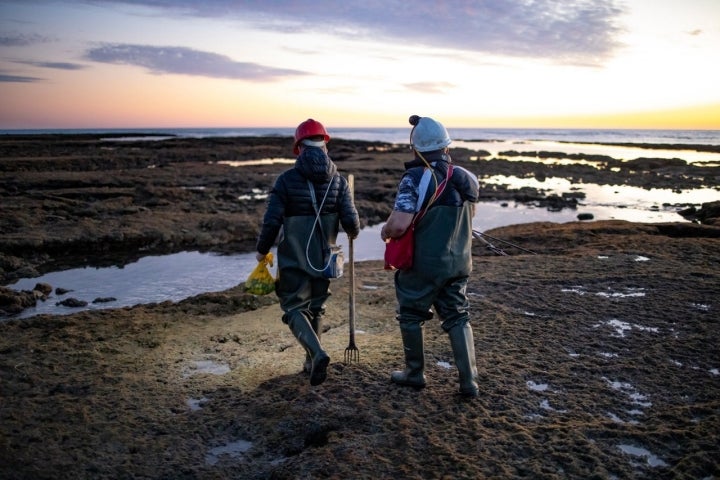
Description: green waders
285,311,329,386
303,312,323,374
447,322,479,397
390,322,427,388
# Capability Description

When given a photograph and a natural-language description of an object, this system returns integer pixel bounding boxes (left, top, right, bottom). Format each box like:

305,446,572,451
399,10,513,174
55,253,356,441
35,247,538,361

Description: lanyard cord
306,177,335,272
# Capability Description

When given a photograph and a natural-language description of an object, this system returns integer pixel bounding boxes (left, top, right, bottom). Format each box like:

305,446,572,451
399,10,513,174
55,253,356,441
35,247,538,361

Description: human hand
256,252,267,263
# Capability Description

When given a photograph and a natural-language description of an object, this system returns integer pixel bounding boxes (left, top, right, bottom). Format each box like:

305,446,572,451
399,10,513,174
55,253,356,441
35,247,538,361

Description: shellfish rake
344,242,360,364
344,175,360,364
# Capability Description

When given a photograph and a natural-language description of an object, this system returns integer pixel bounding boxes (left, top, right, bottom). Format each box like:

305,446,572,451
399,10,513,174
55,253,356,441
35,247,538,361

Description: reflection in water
454,139,720,164
218,158,294,167
482,175,719,206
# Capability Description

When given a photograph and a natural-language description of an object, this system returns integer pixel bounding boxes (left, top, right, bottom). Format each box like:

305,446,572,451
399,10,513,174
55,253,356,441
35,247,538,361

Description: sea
3,126,720,146
3,127,719,319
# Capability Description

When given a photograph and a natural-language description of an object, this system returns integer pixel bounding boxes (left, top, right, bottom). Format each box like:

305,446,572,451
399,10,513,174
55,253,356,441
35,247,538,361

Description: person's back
381,115,481,398
256,119,360,386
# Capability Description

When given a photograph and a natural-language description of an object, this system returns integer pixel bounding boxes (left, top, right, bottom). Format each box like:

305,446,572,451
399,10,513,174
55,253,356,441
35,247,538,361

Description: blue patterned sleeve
392,175,419,213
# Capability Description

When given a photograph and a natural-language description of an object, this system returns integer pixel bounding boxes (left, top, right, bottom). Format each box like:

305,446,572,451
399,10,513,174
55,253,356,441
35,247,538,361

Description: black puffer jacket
256,147,360,256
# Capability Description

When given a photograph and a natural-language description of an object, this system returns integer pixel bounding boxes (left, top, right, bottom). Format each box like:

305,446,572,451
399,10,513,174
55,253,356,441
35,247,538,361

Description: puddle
594,319,659,338
455,139,720,164
602,378,652,408
606,411,640,425
596,288,646,298
187,397,209,411
218,158,294,167
3,204,582,319
538,399,566,413
526,381,549,392
205,439,253,465
2,185,704,319
690,303,710,311
617,444,668,468
183,360,230,378
481,175,718,210
562,286,647,299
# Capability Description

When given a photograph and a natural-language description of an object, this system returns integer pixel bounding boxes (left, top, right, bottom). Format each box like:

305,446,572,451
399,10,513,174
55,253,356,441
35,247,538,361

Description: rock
677,201,720,224
678,206,696,218
0,286,38,315
92,297,117,304
624,157,687,170
577,213,594,221
56,298,88,308
542,194,578,212
55,287,72,295
34,283,53,296
696,201,720,223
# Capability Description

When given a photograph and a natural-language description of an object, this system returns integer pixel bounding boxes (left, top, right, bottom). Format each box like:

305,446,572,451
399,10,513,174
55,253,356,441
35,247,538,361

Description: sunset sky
1,0,719,130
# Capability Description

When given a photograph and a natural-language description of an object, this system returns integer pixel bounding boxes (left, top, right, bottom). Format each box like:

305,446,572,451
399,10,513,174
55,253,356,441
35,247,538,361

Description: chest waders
390,204,479,397
277,213,338,386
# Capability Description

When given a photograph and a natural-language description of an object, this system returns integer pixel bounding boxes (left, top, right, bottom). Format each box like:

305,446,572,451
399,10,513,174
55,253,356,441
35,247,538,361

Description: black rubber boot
303,313,323,373
287,311,330,386
391,322,426,388
448,323,479,397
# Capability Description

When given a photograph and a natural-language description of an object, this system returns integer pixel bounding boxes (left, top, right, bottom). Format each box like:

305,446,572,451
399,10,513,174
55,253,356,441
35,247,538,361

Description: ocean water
3,126,720,146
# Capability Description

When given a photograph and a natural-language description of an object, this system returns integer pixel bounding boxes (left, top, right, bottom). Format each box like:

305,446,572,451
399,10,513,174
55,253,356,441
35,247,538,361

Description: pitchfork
344,174,360,364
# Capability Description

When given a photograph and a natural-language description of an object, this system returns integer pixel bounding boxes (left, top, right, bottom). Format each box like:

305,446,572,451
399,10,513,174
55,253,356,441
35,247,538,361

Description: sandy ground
1,220,719,479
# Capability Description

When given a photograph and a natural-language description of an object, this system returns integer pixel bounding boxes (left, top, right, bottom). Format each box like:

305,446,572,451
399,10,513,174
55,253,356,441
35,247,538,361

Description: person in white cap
381,115,481,397
256,119,360,386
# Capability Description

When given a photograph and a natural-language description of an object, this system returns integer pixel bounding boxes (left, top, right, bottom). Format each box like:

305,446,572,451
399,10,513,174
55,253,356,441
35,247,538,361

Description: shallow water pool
3,198,695,319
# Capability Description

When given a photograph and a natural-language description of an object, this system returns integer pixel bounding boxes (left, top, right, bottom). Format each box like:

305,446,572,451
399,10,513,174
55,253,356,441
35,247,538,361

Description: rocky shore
1,134,717,283
1,135,719,478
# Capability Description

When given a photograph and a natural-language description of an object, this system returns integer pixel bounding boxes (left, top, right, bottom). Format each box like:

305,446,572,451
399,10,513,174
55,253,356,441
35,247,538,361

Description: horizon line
2,126,720,132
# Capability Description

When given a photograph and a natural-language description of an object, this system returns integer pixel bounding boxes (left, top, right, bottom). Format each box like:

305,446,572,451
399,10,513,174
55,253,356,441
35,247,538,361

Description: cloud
19,61,86,70
0,72,43,82
0,33,51,47
84,44,308,80
95,0,625,63
404,82,455,94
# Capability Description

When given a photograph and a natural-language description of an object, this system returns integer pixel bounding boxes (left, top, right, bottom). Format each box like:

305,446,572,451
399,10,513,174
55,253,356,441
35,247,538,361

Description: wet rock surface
2,134,718,285
0,135,719,478
0,221,719,479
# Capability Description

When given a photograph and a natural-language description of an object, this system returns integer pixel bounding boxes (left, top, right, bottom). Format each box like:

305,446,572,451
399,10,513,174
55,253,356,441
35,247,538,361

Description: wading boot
303,313,323,374
448,323,479,397
287,311,330,386
391,322,426,388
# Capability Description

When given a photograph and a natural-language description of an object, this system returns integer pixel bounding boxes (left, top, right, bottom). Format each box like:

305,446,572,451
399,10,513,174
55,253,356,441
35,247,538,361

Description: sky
1,0,719,130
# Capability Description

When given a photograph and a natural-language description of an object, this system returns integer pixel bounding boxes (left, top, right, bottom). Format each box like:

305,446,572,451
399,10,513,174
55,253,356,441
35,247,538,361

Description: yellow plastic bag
245,252,276,295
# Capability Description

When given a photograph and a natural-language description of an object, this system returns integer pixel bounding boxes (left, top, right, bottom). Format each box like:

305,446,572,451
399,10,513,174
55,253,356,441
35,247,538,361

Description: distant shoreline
2,126,719,148
2,130,719,154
